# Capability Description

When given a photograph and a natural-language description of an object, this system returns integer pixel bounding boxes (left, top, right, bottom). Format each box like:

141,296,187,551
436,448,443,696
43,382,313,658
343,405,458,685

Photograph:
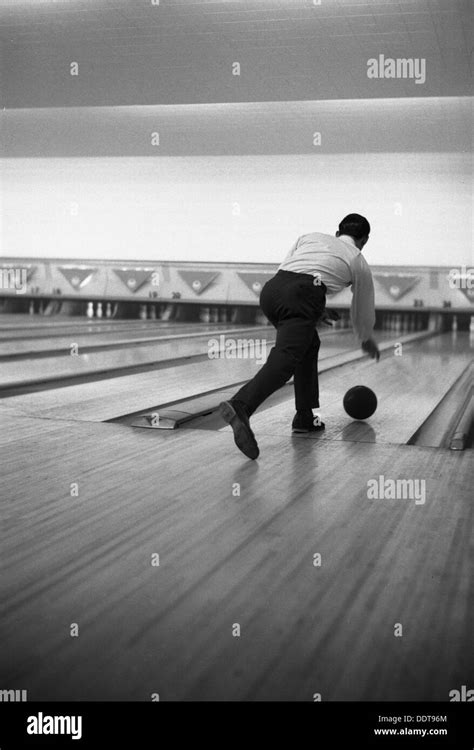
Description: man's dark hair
338,214,370,240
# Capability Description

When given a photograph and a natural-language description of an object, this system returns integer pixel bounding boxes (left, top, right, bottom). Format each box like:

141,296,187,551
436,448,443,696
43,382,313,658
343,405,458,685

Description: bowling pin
256,309,268,326
200,307,210,324
149,305,156,320
96,302,103,319
162,304,173,321
452,315,458,332
86,302,94,318
29,300,35,315
106,302,112,318
139,304,147,320
219,307,227,323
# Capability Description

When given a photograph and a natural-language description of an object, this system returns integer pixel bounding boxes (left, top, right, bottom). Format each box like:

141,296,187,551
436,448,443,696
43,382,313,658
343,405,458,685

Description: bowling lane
0,408,471,700
0,320,357,357
0,324,280,388
0,328,419,418
0,319,240,345
221,332,473,446
0,315,164,332
0,330,349,419
0,322,425,391
0,323,271,355
0,323,327,387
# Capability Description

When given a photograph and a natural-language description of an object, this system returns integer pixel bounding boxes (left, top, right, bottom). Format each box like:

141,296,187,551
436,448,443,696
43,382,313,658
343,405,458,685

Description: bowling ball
343,385,377,420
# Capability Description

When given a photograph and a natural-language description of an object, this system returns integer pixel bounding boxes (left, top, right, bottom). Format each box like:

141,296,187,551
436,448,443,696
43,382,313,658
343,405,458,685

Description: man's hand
362,338,380,361
319,309,340,327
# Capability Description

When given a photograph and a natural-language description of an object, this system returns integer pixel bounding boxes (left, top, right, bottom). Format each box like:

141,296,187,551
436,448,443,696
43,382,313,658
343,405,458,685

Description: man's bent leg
232,317,317,416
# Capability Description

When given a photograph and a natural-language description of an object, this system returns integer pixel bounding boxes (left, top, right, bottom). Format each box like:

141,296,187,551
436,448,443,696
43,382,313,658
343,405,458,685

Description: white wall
1,151,471,266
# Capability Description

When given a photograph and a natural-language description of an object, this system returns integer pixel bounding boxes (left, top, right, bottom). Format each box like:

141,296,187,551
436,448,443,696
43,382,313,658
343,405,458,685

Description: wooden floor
1,318,472,701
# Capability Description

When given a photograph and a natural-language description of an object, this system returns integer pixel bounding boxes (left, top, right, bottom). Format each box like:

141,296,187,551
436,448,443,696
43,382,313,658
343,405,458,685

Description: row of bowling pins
381,313,424,333
29,300,45,315
139,304,175,320
86,302,174,320
86,302,113,319
139,304,157,320
452,315,474,333
199,307,237,324
332,311,351,329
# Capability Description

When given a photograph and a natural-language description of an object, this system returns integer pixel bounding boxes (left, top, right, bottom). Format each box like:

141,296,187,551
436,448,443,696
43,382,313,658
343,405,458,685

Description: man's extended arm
350,254,380,360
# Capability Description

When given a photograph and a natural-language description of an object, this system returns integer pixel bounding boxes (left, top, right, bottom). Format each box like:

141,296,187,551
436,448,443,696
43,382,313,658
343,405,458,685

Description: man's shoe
292,411,326,433
220,400,260,459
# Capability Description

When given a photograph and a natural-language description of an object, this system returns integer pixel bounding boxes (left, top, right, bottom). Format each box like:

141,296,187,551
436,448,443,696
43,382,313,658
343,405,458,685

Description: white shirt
278,232,375,341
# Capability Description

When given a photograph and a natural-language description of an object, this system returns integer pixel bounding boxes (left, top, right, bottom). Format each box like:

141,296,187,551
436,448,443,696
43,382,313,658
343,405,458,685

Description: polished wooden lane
1,407,472,701
0,315,172,333
235,333,473,446
0,331,406,421
0,325,278,388
0,320,242,346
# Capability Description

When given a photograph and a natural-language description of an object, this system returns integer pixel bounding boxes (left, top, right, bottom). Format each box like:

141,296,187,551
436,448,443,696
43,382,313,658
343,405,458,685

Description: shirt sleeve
350,253,376,342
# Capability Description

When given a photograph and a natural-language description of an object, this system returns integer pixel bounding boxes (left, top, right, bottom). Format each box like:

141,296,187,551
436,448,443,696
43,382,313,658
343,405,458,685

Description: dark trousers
233,270,327,416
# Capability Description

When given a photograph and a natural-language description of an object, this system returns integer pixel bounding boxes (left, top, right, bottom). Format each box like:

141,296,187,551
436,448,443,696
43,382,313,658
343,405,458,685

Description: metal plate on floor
131,390,236,430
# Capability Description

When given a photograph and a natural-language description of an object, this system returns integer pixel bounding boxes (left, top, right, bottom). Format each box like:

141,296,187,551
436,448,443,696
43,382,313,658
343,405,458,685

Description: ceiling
2,97,470,156
1,0,472,107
